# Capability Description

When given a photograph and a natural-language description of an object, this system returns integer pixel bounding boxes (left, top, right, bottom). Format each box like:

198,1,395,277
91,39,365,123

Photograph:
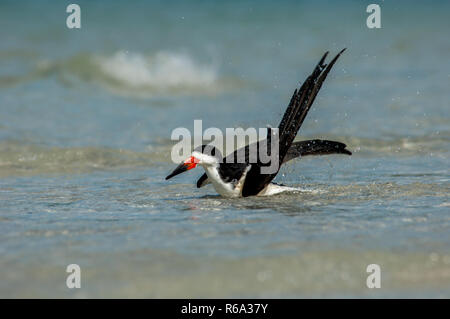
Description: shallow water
0,0,449,298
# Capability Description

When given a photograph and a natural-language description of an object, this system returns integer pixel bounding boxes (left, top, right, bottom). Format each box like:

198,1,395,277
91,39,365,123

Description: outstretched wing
241,49,346,197
284,139,351,161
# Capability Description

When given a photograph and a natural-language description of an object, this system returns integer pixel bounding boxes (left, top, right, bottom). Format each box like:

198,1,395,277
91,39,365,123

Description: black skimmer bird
166,49,351,197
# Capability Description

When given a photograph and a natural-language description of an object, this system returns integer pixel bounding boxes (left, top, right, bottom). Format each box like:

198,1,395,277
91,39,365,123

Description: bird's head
165,145,222,180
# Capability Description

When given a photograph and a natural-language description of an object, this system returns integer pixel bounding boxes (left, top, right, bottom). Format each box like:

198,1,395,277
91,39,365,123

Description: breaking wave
3,51,225,98
90,51,220,97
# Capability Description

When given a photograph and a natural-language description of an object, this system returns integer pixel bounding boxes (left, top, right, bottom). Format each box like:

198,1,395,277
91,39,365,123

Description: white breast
202,165,250,198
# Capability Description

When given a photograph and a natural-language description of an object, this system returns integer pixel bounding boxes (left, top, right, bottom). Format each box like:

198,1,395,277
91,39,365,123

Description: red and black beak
165,156,199,180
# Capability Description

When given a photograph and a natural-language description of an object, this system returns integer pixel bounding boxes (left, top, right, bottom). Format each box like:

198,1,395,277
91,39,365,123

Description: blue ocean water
0,0,449,297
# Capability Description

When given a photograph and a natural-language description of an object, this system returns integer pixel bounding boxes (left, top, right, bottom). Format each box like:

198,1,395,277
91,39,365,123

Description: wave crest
10,51,223,98
91,51,219,96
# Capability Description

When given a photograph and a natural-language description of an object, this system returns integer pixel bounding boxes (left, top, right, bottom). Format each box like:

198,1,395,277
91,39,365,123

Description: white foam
94,51,218,95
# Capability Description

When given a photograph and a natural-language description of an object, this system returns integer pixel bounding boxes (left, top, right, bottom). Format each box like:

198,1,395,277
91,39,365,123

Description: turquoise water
0,0,449,297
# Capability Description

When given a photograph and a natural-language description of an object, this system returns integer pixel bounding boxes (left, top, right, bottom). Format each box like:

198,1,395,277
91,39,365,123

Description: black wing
196,173,210,188
284,139,351,161
241,49,346,197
